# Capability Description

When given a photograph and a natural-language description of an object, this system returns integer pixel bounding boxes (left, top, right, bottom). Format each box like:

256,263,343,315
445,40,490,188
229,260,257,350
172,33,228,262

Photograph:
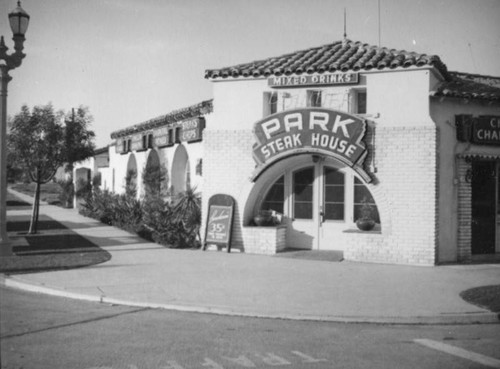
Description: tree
142,161,168,200
9,104,65,233
63,106,95,173
8,103,96,234
6,116,24,183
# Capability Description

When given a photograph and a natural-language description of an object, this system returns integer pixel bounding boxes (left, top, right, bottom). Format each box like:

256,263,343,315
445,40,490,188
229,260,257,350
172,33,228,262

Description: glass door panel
323,168,345,221
288,166,316,249
293,167,314,220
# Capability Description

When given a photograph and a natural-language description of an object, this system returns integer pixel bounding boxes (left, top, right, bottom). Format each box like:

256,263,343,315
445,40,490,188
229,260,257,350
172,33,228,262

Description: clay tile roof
110,100,213,139
205,40,450,80
430,72,500,102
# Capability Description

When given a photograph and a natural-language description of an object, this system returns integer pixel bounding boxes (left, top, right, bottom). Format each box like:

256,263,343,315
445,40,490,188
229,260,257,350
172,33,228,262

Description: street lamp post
0,1,30,257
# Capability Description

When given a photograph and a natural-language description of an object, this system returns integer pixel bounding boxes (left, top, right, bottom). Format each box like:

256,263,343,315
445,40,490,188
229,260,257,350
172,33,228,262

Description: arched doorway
171,145,189,195
253,155,380,250
74,167,91,207
74,167,91,189
126,154,138,197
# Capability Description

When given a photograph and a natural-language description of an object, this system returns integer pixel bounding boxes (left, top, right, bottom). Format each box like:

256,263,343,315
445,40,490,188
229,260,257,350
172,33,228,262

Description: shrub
124,169,137,198
92,172,102,187
75,177,92,199
172,187,202,247
79,188,114,225
79,183,202,249
57,178,75,208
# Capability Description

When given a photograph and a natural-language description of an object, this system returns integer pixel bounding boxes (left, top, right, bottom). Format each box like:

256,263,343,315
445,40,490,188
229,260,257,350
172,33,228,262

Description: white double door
285,160,348,250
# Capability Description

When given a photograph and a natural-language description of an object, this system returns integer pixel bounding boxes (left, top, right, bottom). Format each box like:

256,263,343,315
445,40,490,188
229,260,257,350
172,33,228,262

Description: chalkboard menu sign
203,194,235,252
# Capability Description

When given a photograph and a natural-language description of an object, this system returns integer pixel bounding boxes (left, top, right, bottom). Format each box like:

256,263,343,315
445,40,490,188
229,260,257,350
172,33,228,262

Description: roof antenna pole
378,0,381,46
468,42,478,73
343,8,347,46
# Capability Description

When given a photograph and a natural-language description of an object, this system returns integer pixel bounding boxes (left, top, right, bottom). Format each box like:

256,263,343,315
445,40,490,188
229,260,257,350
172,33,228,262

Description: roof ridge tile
205,39,450,80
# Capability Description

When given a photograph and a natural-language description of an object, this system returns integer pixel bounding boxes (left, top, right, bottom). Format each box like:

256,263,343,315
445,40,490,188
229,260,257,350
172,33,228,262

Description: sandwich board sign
203,194,235,252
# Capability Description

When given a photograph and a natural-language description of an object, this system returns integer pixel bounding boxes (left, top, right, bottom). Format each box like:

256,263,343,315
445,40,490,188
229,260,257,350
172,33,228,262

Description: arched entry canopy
251,108,372,183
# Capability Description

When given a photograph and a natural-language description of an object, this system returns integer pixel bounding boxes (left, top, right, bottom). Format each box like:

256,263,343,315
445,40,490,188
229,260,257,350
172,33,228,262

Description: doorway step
470,253,500,264
274,248,344,262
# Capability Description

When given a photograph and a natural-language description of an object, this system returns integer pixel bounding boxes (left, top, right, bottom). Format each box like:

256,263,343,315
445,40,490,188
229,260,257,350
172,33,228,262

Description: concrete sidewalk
3,189,500,324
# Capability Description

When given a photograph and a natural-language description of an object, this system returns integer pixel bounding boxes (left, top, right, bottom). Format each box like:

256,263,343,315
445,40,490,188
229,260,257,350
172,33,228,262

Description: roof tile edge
110,99,213,139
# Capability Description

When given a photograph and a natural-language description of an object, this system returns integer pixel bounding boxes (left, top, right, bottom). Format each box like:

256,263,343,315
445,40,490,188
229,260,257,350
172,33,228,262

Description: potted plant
253,210,273,226
356,198,376,231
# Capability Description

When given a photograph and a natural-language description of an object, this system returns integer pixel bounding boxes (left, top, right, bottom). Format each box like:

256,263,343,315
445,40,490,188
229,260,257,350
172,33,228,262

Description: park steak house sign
252,108,371,181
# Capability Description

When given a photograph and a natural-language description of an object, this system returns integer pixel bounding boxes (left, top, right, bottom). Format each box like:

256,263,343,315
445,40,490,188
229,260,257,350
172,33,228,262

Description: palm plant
172,186,202,246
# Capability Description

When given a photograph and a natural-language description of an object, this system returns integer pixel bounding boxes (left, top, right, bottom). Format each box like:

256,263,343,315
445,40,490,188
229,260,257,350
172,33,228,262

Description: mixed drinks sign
252,108,368,177
268,73,359,88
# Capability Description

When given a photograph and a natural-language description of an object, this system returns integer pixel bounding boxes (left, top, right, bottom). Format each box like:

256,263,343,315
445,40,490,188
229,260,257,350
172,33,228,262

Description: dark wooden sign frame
203,194,235,252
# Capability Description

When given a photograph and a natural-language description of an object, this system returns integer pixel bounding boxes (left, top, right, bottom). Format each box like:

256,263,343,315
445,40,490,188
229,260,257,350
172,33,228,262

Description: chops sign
472,116,500,145
252,108,368,175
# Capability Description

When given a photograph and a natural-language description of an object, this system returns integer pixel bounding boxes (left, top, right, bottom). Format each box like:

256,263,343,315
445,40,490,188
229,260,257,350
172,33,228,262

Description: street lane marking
83,351,328,369
291,351,327,363
414,339,500,368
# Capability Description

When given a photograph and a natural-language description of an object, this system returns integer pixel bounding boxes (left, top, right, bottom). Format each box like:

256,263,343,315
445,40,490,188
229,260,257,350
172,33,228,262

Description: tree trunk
29,181,41,234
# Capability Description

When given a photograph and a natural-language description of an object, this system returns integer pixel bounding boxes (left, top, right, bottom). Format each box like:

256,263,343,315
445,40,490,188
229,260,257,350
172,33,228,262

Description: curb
2,275,499,326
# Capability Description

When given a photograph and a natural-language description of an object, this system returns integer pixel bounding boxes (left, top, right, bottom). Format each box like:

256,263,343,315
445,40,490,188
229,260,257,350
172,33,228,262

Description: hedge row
79,188,201,248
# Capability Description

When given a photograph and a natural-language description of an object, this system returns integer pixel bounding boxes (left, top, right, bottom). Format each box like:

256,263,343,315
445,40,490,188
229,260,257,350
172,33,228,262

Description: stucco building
76,39,500,266
75,100,212,201
201,39,500,265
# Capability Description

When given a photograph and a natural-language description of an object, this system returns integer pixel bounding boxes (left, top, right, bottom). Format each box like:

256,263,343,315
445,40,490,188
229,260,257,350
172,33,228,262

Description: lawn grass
1,191,111,274
0,252,111,274
460,285,500,313
10,182,62,206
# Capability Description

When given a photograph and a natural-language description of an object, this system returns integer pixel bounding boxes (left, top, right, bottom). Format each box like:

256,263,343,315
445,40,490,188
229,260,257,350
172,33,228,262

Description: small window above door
307,90,322,107
349,89,367,114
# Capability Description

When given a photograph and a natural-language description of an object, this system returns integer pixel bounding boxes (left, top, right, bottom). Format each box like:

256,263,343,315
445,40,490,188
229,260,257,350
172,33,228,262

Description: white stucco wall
367,69,434,127
107,138,204,198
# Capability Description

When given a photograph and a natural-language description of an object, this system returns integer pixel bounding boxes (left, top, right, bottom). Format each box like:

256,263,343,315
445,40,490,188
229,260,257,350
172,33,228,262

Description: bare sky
1,0,499,147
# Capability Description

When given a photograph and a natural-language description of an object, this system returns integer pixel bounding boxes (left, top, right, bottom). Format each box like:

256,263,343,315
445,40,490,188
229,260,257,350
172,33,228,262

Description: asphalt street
1,286,500,369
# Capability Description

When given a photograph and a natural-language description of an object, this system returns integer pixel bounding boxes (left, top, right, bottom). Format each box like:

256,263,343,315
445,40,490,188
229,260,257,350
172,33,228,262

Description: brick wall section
343,125,438,265
242,226,287,254
456,159,472,262
203,126,438,265
202,130,257,251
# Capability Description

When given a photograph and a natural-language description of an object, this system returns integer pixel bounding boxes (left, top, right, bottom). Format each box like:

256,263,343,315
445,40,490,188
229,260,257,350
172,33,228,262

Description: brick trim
457,158,472,262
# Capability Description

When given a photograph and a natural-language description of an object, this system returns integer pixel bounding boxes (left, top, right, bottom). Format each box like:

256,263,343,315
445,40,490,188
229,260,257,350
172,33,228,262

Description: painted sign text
268,73,359,88
253,108,367,169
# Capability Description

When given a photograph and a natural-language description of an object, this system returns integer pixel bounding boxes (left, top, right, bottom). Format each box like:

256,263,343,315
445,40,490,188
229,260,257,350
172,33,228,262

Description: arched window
262,175,284,214
257,165,380,226
353,177,380,223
